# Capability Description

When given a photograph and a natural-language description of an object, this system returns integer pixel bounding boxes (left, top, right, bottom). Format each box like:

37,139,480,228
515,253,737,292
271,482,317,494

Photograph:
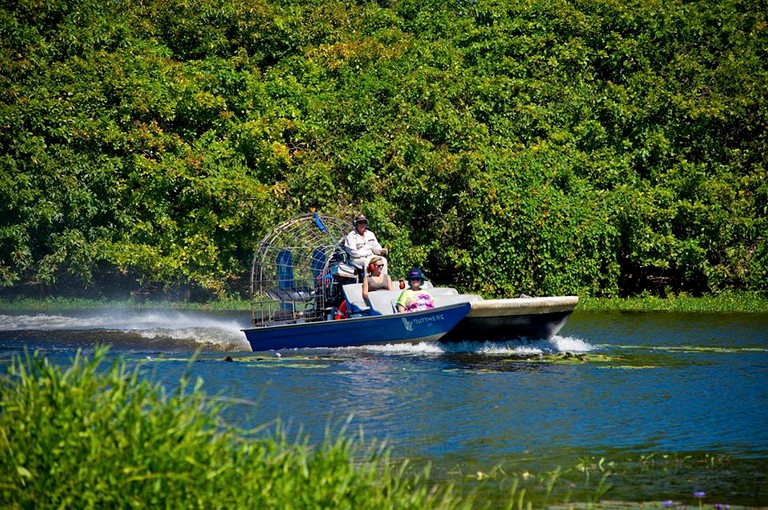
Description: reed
0,347,468,509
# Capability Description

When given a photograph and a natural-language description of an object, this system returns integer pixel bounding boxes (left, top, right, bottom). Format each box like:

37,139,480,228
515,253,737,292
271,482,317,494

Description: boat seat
331,263,359,280
416,282,458,296
432,294,483,307
366,289,482,316
429,287,459,296
266,285,315,302
341,283,369,314
366,290,402,316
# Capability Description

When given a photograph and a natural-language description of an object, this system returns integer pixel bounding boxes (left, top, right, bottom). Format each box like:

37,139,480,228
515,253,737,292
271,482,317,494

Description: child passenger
396,268,434,313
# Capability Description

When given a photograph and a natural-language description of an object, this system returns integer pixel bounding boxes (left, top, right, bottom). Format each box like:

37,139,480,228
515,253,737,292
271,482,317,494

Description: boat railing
251,285,326,326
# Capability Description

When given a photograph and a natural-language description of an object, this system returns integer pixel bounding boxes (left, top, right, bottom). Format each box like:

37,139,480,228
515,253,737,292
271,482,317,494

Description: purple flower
663,500,675,508
694,491,706,499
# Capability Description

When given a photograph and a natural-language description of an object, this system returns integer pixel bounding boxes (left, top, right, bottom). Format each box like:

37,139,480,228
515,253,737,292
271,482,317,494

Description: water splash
0,311,250,351
0,313,109,330
354,335,595,355
548,335,595,353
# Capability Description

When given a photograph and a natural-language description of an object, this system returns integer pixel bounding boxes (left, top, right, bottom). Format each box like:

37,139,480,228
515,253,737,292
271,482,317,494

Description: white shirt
344,229,383,259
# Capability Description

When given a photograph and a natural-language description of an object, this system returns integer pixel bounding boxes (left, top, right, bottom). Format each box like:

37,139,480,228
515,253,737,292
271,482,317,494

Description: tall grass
0,347,468,509
577,292,768,313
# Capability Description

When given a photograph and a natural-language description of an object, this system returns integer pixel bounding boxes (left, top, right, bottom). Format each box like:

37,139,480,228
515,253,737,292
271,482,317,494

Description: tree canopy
1,0,766,299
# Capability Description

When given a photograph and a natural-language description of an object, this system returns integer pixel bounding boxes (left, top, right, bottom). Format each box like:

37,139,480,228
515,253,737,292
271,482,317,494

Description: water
1,309,767,505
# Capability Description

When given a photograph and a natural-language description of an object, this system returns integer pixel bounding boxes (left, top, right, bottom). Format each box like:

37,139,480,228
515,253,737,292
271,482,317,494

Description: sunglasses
375,264,384,268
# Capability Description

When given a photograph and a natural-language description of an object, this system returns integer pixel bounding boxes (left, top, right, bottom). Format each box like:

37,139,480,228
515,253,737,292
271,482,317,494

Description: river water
1,308,766,506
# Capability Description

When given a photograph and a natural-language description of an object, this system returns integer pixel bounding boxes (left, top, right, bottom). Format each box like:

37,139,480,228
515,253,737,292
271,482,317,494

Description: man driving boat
344,214,388,275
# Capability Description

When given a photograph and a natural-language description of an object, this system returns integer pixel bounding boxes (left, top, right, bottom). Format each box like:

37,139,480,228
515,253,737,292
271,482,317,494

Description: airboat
242,212,471,350
241,212,578,351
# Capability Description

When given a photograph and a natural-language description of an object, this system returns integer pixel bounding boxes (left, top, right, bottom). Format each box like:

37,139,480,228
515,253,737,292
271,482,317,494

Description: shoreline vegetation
576,293,768,314
1,348,765,509
1,293,767,314
2,0,767,301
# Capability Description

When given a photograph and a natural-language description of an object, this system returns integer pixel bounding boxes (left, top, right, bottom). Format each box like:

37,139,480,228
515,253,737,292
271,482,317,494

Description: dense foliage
2,0,766,299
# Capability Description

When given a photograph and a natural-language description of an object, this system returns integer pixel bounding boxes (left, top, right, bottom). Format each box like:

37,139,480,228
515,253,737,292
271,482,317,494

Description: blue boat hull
242,303,471,351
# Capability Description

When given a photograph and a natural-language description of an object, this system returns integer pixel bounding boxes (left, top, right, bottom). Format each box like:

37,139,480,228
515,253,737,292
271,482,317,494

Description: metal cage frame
249,212,353,326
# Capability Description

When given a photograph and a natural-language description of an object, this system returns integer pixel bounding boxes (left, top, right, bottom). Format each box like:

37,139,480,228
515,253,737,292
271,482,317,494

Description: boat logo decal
401,314,445,331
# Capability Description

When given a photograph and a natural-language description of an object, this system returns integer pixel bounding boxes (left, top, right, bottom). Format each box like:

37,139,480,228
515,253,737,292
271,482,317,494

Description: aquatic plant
464,462,616,509
0,347,467,509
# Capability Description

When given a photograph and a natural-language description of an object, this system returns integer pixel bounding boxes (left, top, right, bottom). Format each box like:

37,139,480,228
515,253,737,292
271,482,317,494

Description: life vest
334,300,349,320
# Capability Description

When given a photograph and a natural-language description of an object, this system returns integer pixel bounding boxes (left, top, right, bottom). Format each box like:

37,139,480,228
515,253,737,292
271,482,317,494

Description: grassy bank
576,292,768,313
0,348,466,509
1,292,767,314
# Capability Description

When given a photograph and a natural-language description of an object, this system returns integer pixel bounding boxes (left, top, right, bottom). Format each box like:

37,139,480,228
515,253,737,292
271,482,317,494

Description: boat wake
0,311,251,352
353,335,595,356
